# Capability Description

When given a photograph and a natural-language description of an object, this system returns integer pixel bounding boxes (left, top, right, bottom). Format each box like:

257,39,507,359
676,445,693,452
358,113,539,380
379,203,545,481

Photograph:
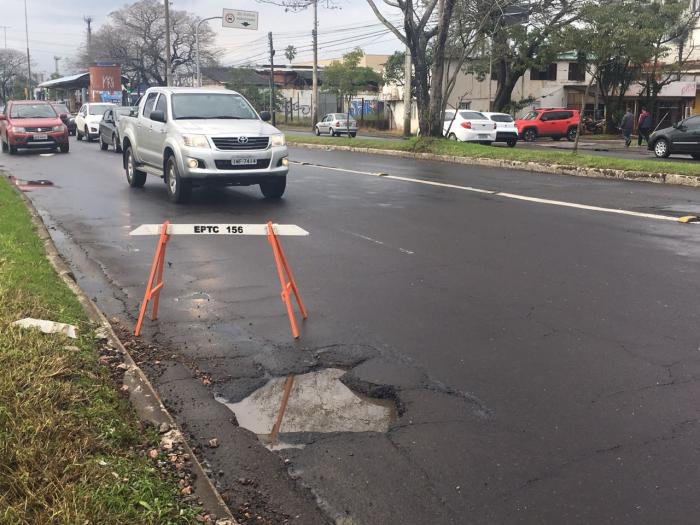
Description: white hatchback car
75,102,116,142
443,110,497,143
482,112,519,147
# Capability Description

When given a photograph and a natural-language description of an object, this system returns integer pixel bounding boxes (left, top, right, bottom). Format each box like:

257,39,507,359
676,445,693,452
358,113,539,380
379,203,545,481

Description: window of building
530,63,557,81
568,62,585,82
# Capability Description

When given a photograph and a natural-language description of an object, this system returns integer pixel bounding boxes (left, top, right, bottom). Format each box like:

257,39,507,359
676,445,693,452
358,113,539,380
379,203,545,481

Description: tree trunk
493,58,527,112
426,0,456,137
411,48,431,136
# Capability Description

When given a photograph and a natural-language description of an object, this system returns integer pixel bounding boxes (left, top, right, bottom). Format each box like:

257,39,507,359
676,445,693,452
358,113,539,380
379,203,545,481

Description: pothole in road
216,368,396,449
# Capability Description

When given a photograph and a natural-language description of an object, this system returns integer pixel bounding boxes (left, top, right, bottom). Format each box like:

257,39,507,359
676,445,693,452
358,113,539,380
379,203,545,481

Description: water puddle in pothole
216,368,396,449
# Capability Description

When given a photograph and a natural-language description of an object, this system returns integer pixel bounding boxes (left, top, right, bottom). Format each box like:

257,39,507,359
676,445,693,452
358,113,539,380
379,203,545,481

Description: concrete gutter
289,142,700,189
10,179,237,525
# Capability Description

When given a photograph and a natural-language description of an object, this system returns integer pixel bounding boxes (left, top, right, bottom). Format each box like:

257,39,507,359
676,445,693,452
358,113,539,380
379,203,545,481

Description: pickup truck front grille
214,159,271,170
24,127,53,132
212,136,270,150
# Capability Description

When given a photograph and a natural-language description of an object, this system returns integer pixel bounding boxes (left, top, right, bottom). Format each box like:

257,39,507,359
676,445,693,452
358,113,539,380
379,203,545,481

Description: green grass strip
286,135,700,178
0,176,199,525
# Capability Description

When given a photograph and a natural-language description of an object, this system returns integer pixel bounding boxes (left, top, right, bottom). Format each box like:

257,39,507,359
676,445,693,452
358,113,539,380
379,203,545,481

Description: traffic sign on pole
222,9,259,30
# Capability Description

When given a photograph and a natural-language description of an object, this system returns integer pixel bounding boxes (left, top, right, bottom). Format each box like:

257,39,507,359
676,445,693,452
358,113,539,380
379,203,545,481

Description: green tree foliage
323,49,383,110
284,45,297,65
225,69,284,113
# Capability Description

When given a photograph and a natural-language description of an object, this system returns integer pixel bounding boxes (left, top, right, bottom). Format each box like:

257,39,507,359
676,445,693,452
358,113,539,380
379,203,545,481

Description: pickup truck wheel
260,177,286,199
59,143,69,153
166,155,191,203
9,143,17,154
99,135,108,150
125,146,147,188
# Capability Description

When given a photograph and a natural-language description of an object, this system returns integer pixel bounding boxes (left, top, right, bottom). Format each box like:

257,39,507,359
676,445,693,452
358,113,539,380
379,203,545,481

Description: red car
0,100,69,154
515,108,580,142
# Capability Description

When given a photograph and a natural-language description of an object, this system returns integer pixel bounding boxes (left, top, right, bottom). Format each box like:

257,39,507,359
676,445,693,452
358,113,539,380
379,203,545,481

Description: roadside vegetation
0,176,199,524
286,135,700,177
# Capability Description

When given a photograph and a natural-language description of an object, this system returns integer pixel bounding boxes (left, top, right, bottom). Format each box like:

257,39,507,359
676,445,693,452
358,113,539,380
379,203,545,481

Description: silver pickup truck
119,87,289,203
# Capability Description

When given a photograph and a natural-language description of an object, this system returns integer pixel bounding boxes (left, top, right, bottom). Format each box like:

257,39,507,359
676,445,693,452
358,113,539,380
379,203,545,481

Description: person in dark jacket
637,107,652,146
620,108,634,147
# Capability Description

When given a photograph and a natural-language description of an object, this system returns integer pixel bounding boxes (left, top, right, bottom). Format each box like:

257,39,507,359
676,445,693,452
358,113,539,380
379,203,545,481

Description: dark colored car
50,102,76,135
648,115,700,159
515,108,580,142
98,106,134,152
0,100,69,154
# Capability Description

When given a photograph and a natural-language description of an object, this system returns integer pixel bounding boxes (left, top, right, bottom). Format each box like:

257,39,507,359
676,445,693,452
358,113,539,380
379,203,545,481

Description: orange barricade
133,221,308,339
266,221,308,339
134,221,171,336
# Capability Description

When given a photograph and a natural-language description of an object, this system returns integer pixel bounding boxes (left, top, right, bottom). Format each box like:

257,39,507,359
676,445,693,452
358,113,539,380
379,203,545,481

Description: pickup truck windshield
172,94,258,120
10,104,57,119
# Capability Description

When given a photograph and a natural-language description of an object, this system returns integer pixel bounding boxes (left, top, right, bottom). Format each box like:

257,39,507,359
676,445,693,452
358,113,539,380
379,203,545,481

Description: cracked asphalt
3,138,700,524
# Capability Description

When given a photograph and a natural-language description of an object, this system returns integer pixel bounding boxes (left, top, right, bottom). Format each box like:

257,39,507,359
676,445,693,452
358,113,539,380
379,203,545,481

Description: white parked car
75,103,116,142
483,112,518,147
314,113,358,137
443,110,497,143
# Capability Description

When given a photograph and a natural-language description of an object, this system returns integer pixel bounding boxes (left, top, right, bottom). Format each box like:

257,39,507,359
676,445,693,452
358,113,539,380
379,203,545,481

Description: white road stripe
293,160,689,224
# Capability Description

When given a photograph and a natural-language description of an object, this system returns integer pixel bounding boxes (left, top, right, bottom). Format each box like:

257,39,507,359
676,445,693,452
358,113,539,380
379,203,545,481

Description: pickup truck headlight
11,126,26,133
51,125,64,132
270,134,286,147
182,134,210,148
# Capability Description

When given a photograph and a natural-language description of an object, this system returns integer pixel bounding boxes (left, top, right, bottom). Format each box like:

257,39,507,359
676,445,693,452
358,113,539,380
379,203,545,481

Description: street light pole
24,0,31,99
311,0,318,131
196,16,221,87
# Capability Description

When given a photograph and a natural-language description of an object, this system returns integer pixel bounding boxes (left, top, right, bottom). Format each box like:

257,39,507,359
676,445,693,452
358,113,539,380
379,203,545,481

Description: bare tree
73,0,218,88
0,49,27,103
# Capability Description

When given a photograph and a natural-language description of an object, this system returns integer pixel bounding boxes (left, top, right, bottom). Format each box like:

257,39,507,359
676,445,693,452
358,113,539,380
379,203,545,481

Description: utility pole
164,0,171,86
83,16,92,63
24,0,31,99
0,26,9,49
311,0,318,130
403,46,412,136
268,32,276,125
53,56,61,76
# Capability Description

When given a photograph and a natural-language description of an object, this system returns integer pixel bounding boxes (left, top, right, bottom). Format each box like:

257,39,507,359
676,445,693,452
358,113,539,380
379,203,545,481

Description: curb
288,142,700,189
10,180,237,525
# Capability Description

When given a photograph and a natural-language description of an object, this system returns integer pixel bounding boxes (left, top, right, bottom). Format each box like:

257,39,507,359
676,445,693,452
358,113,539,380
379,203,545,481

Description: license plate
231,158,257,166
33,133,48,141
478,134,488,139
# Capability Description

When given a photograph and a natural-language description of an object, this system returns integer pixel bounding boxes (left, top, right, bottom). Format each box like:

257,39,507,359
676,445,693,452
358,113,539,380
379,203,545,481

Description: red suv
0,100,69,154
515,108,580,142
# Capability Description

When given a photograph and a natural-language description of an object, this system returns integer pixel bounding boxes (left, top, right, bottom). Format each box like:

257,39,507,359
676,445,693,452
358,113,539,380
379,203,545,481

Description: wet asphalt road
3,138,700,524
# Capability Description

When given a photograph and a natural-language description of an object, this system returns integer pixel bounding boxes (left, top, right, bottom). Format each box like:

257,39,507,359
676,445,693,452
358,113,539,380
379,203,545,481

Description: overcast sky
1,0,402,76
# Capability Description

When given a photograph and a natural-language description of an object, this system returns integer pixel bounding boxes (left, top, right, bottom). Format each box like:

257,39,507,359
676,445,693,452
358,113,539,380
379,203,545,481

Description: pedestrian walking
620,108,634,147
637,107,652,146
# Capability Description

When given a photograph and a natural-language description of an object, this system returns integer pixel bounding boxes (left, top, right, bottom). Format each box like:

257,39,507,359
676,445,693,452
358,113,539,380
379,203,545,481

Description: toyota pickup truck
118,87,289,203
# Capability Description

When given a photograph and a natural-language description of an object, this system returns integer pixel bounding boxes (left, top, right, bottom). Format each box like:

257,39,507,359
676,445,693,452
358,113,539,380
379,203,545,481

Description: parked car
118,87,289,203
648,116,700,159
50,102,76,135
443,110,497,143
314,113,358,137
483,112,518,147
515,108,580,142
0,100,69,154
75,102,115,141
99,106,134,153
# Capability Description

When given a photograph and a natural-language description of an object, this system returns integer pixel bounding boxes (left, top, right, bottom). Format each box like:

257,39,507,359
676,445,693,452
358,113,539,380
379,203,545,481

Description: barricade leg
134,221,170,336
266,222,307,338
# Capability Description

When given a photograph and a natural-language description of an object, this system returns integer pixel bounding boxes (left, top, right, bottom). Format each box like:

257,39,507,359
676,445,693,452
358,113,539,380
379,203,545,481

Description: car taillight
335,121,341,126
460,121,472,129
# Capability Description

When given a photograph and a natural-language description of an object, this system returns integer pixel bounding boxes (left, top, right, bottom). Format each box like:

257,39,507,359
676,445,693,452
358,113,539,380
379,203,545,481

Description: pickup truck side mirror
150,110,166,123
260,111,271,122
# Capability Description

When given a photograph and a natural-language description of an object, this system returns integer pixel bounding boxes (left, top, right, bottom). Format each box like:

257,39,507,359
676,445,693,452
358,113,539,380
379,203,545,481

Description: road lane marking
340,229,414,255
292,160,686,224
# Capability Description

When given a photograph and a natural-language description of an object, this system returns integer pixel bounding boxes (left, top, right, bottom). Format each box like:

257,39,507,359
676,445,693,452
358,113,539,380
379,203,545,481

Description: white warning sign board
222,9,259,30
129,224,308,236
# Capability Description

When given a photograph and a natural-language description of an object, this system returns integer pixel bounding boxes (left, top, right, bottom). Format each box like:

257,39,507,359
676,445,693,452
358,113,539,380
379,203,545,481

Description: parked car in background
99,106,134,153
515,108,580,142
314,113,358,137
0,100,69,154
50,102,76,135
648,116,700,159
443,110,497,143
118,87,289,203
75,103,115,141
483,112,518,147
